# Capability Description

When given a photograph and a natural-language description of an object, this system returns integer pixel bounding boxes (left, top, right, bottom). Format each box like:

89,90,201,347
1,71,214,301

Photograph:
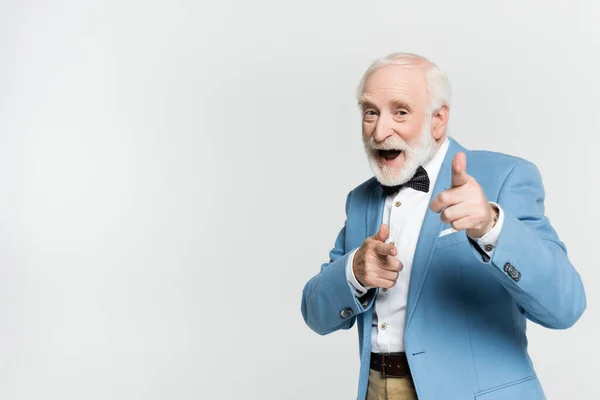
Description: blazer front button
340,308,353,319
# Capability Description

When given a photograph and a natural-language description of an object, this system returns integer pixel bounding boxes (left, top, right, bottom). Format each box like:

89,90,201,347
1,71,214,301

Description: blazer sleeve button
510,268,522,282
340,308,353,319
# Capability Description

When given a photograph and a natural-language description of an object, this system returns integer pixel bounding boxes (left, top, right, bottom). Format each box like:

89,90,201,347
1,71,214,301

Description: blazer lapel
405,137,464,329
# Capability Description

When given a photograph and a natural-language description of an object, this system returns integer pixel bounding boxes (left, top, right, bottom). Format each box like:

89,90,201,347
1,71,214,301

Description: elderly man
300,52,586,400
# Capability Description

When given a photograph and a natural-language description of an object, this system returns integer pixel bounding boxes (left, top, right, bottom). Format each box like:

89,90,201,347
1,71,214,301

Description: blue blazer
301,137,586,400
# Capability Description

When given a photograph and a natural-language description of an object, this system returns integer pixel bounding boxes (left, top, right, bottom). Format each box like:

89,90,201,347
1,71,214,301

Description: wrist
489,203,499,228
352,248,368,288
468,203,499,239
481,203,499,236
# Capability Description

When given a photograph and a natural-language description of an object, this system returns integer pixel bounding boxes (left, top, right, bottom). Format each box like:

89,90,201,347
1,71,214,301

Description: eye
363,109,378,120
395,109,408,116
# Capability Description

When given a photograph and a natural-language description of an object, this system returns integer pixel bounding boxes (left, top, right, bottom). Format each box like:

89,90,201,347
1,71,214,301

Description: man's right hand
352,223,403,289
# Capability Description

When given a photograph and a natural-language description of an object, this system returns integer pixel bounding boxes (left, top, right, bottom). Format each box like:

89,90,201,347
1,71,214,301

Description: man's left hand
430,152,497,239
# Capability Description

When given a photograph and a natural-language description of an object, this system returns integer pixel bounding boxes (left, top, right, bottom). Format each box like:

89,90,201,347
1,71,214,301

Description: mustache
364,137,410,151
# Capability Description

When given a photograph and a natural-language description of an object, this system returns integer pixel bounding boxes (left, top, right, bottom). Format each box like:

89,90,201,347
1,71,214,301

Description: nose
372,115,394,144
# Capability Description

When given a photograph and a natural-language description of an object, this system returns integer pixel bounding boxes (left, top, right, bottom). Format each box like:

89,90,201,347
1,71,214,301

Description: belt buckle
380,354,407,378
380,354,390,377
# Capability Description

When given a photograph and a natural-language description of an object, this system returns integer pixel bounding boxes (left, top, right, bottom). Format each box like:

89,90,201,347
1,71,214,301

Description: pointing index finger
374,241,397,258
451,152,469,187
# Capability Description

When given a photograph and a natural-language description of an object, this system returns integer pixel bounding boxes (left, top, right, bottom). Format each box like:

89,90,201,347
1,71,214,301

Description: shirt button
484,244,493,252
380,323,387,330
395,201,401,207
382,288,388,292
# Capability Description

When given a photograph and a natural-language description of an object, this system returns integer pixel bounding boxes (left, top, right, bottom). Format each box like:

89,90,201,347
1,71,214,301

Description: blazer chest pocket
435,226,468,250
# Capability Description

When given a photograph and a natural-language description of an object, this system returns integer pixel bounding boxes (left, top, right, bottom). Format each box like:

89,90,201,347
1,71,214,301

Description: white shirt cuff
471,202,504,256
345,248,369,297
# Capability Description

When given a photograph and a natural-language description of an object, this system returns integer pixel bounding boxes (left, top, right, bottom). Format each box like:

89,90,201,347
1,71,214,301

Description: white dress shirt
345,137,505,353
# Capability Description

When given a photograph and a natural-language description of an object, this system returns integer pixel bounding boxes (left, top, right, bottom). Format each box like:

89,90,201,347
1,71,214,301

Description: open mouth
378,149,402,161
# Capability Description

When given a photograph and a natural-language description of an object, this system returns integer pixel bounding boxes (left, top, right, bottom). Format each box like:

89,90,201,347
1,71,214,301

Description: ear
431,105,449,140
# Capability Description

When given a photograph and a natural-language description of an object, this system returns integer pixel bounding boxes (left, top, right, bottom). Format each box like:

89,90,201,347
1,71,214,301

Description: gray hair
356,52,452,112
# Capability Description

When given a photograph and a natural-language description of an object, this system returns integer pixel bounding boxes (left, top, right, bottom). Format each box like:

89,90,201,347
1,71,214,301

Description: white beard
363,116,438,187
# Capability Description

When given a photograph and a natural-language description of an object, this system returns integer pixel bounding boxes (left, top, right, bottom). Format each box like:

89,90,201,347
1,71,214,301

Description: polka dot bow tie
380,165,430,195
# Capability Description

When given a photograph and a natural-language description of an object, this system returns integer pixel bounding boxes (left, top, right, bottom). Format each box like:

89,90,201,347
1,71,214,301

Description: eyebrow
358,95,413,111
390,99,412,111
358,95,375,108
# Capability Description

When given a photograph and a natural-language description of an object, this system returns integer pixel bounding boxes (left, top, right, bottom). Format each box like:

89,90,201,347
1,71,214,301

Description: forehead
361,64,429,106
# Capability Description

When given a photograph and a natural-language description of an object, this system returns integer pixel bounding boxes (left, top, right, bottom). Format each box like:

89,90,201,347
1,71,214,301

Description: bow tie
380,165,430,195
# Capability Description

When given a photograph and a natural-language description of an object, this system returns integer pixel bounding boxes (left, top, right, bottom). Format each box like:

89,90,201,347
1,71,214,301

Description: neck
433,133,446,148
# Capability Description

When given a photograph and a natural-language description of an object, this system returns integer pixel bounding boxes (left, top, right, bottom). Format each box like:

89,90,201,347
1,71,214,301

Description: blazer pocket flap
475,376,544,399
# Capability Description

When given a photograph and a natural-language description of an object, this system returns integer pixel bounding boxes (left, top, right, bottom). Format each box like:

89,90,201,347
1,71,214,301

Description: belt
370,352,411,378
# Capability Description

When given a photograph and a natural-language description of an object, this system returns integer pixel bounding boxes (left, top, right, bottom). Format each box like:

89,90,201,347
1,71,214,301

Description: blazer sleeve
300,190,377,335
475,159,586,329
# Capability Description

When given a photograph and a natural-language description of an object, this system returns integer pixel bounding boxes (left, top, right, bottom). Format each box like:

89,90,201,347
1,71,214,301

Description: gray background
0,0,598,399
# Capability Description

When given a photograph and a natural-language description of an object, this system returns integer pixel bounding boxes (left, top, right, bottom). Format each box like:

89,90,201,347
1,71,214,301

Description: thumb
373,223,389,242
452,152,469,187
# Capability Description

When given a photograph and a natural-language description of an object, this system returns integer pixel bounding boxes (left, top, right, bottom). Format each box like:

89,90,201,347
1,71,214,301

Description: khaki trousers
366,369,418,400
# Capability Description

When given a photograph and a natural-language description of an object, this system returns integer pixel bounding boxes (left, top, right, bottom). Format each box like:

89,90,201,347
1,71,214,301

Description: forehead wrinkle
360,88,414,110
365,82,410,93
363,83,414,101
